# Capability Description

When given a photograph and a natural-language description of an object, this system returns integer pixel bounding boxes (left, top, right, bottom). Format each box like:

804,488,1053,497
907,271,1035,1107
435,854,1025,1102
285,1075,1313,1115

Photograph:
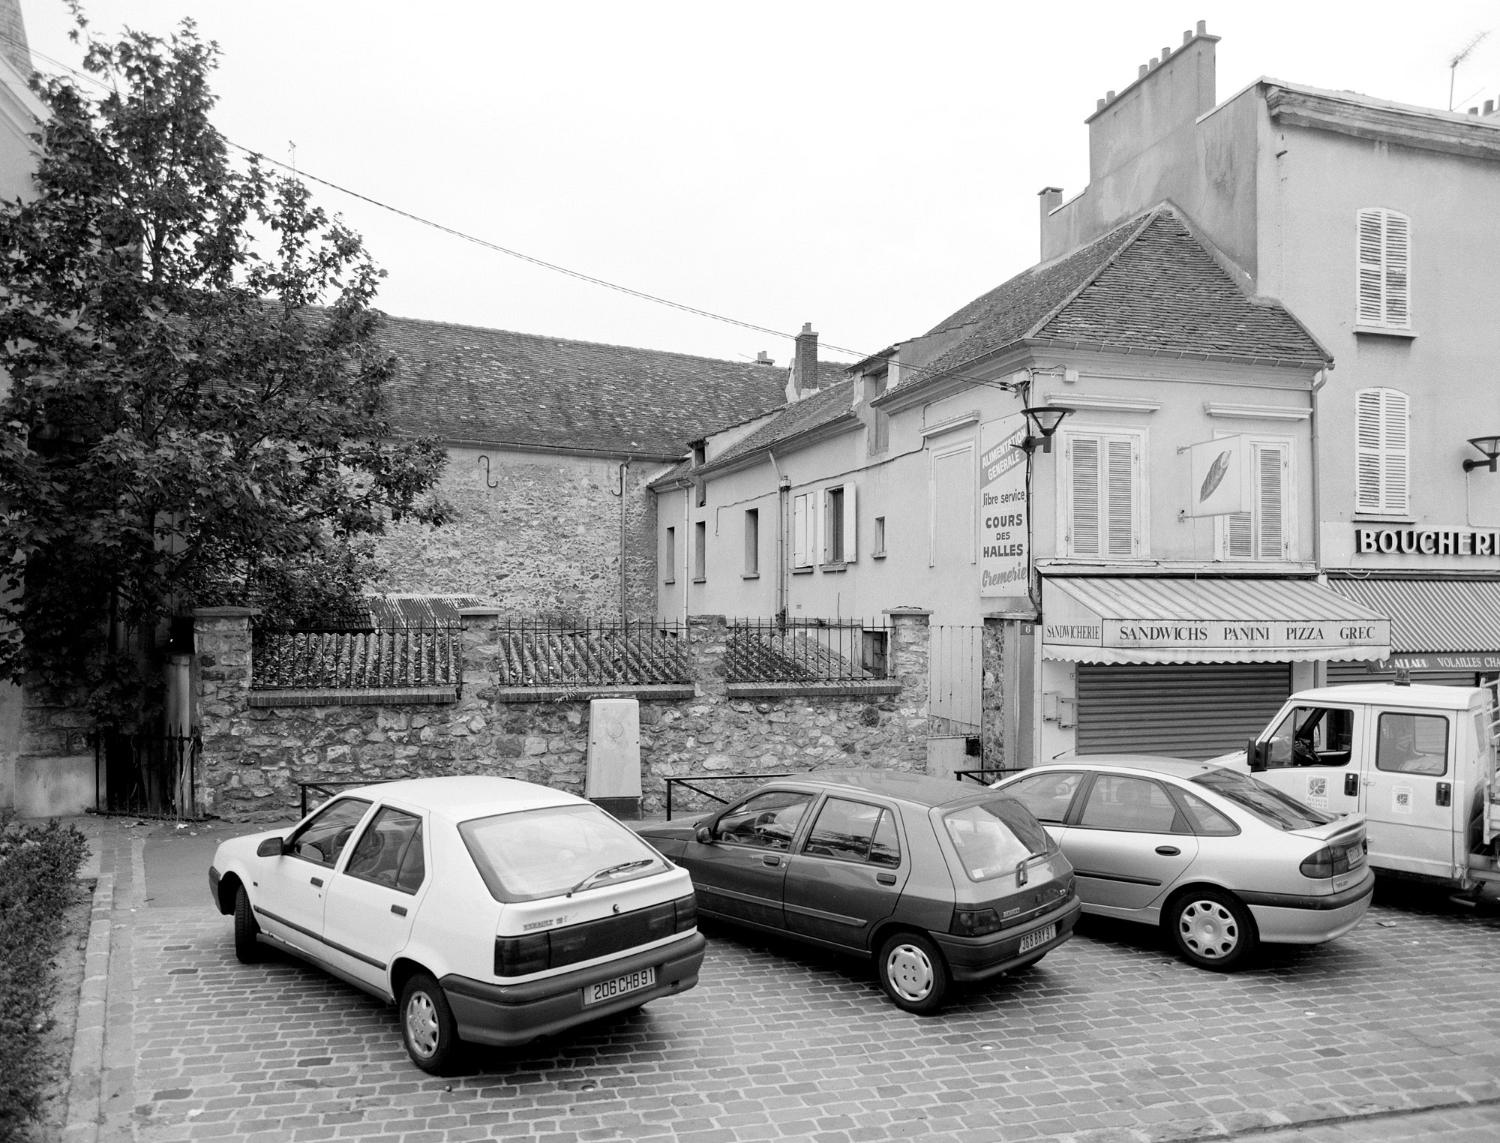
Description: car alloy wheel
1169,888,1257,971
876,932,951,1014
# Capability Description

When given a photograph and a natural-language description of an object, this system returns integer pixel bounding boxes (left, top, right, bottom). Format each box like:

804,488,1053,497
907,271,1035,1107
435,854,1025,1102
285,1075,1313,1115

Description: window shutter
843,484,857,561
793,494,811,567
1070,437,1101,556
1256,445,1285,559
1355,388,1409,515
1105,438,1135,557
1356,210,1385,326
1356,208,1411,329
1382,390,1410,514
1383,213,1410,326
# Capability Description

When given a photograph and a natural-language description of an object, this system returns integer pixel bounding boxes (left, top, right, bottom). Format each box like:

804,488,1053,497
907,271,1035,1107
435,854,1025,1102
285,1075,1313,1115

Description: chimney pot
1183,28,1192,44
1470,106,1480,115
1107,89,1116,102
789,323,819,401
755,350,774,365
1196,19,1206,35
1487,99,1496,114
1162,45,1171,59
1097,97,1106,110
1139,63,1148,78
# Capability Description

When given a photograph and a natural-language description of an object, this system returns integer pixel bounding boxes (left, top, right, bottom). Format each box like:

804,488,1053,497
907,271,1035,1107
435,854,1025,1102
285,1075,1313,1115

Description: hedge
0,814,89,1136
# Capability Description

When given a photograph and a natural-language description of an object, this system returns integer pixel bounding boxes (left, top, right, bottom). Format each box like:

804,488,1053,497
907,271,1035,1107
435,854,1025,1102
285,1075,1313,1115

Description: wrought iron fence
725,618,892,684
252,623,461,690
494,618,691,688
664,773,791,819
95,731,203,819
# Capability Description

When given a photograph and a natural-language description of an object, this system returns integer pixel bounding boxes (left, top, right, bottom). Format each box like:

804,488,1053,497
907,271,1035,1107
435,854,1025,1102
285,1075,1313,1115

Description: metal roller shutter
1075,663,1291,760
1326,662,1481,688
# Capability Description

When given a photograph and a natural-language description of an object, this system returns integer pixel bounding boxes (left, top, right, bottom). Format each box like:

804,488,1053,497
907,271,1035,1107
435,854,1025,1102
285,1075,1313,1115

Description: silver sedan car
992,756,1374,971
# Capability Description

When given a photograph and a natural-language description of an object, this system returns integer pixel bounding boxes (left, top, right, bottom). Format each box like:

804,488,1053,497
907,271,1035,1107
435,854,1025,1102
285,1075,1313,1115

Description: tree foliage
0,15,447,726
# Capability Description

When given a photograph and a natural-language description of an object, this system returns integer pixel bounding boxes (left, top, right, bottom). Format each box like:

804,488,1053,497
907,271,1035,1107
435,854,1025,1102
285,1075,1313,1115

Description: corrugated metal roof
1326,578,1500,653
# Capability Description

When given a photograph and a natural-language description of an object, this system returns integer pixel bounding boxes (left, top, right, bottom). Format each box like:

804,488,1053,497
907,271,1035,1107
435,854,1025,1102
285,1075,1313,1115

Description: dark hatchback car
637,769,1081,1013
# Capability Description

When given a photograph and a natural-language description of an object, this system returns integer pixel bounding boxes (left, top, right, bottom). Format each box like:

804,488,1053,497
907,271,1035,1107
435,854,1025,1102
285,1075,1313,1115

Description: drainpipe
769,452,789,623
616,459,630,623
1310,369,1327,571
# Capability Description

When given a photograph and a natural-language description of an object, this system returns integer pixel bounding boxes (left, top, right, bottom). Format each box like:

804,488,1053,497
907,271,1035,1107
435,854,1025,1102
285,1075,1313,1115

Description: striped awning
1041,575,1390,665
1325,577,1500,654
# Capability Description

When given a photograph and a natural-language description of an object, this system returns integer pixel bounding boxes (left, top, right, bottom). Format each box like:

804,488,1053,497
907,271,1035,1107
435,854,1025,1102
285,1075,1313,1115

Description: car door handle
391,904,408,917
761,855,782,867
876,872,897,885
1154,846,1180,857
310,877,324,888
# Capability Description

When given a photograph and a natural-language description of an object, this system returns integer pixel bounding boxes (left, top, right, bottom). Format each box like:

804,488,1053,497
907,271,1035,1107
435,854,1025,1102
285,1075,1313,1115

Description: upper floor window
1356,208,1410,330
1355,388,1410,516
743,508,759,577
663,526,676,584
793,484,857,568
693,520,706,582
1061,429,1144,559
1219,439,1290,561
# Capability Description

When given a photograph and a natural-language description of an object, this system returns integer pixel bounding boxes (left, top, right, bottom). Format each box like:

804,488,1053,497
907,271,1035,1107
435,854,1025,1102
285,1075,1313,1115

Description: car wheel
876,932,951,1014
1168,888,1258,971
233,885,263,964
400,972,461,1074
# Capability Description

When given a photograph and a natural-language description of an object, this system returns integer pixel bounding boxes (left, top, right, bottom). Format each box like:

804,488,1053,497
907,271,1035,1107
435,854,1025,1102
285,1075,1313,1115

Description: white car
209,776,705,1073
992,757,1375,971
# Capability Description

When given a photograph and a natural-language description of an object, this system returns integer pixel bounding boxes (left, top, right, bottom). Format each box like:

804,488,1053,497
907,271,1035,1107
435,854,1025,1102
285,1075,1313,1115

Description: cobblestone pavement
64,816,1500,1143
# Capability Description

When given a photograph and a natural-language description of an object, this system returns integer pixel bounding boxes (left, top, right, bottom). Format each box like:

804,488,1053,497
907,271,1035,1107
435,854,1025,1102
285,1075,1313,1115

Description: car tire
1168,888,1258,971
233,885,263,964
876,932,951,1014
400,971,461,1074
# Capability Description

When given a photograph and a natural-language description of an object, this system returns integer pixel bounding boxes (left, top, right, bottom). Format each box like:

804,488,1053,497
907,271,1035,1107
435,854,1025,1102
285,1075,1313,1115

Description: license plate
582,966,656,1006
1020,923,1056,953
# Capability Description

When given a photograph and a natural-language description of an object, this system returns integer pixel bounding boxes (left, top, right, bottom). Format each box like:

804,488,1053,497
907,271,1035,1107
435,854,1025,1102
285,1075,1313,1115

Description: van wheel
233,886,263,964
876,932,950,1014
400,972,461,1074
1168,888,1257,971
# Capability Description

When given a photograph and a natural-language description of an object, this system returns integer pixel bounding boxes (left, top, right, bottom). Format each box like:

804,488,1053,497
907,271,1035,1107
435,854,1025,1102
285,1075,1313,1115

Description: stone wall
370,444,662,619
194,608,932,821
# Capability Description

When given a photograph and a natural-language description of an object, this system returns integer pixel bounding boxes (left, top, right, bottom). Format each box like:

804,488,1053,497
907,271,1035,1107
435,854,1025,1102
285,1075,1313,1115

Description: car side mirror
256,836,286,858
1246,737,1266,773
695,825,714,845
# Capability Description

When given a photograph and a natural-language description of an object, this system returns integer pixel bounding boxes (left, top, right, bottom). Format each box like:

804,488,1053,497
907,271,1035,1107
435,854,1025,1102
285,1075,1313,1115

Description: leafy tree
0,13,447,727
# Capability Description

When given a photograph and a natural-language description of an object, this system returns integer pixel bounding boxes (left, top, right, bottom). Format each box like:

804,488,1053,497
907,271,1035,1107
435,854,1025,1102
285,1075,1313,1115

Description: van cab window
1376,712,1448,775
1265,705,1354,768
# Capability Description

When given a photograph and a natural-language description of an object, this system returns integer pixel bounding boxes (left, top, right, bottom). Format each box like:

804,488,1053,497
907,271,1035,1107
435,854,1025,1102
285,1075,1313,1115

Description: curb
62,869,113,1143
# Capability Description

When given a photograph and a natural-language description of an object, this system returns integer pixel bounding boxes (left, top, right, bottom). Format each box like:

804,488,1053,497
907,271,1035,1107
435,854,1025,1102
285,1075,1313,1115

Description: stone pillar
687,614,729,699
885,608,931,718
193,606,259,817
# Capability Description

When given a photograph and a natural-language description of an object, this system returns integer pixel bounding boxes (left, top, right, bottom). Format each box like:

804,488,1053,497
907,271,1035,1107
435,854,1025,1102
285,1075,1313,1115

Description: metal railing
725,618,892,684
95,732,203,820
253,623,460,690
954,767,1029,786
664,773,791,819
495,618,691,688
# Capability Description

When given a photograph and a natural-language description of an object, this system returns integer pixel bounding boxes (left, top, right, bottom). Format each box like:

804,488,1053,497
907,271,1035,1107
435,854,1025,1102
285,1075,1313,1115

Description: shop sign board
978,415,1028,602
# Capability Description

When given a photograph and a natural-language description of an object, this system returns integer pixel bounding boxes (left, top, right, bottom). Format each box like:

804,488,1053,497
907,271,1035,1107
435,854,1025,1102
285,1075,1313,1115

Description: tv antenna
1449,30,1490,110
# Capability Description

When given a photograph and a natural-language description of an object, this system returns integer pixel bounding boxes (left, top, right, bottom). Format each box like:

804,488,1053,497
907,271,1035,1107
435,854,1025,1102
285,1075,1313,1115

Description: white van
1223,682,1500,896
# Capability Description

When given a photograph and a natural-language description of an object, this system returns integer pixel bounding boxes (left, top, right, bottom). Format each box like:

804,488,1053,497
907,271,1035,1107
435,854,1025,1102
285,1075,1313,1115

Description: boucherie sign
1354,526,1500,557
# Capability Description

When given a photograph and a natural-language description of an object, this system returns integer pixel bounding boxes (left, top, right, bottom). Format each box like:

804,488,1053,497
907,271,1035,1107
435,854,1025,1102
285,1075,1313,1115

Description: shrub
0,813,89,1135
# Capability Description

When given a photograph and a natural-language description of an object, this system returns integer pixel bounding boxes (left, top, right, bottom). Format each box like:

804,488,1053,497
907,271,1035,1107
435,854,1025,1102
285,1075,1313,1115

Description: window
1221,439,1290,561
941,799,1052,881
1355,388,1410,515
287,798,372,867
1174,791,1238,837
663,527,676,584
693,520,706,582
1356,207,1410,330
1076,775,1182,833
460,805,668,902
713,790,815,850
825,486,846,563
1062,430,1143,559
873,515,886,557
1000,770,1084,825
743,508,759,577
794,485,857,568
1375,712,1448,776
803,797,901,867
1261,704,1354,769
345,807,425,892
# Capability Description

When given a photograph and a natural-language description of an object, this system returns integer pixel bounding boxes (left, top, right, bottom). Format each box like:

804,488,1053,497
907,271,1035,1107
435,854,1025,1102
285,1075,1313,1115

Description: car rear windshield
941,798,1054,882
1190,767,1336,830
459,804,669,902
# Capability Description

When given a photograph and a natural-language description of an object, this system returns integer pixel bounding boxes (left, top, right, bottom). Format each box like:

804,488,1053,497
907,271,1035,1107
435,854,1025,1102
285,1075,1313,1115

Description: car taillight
494,933,550,976
674,893,697,932
1300,844,1352,879
951,908,1003,937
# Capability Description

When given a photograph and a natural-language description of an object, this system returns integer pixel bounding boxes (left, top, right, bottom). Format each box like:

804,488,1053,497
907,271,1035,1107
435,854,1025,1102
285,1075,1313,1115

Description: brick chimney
0,0,30,77
787,322,819,402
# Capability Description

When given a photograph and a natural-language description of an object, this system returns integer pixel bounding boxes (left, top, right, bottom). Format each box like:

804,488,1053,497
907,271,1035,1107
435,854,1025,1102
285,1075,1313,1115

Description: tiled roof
698,378,860,475
903,207,1328,392
377,314,792,458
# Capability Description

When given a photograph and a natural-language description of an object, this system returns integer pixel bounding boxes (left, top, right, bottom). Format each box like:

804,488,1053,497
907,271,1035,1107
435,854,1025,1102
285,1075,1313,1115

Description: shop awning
1041,576,1391,665
1326,577,1500,663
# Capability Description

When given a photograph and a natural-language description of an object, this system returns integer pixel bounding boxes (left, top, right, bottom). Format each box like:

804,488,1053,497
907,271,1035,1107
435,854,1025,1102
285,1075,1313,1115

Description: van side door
1358,708,1459,880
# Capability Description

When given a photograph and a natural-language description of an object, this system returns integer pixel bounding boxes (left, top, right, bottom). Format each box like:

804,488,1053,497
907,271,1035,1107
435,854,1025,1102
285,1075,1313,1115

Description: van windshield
1191,767,1336,830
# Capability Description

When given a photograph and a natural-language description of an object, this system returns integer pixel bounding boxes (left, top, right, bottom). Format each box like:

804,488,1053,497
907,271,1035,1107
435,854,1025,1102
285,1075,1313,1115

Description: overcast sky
17,1,1500,366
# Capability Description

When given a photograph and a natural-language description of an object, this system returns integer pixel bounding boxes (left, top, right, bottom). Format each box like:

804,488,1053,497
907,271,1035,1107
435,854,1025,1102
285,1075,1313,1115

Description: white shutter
1355,388,1409,515
1105,438,1135,557
1070,436,1101,556
1256,444,1286,559
843,484,857,562
793,493,811,568
1355,208,1411,329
